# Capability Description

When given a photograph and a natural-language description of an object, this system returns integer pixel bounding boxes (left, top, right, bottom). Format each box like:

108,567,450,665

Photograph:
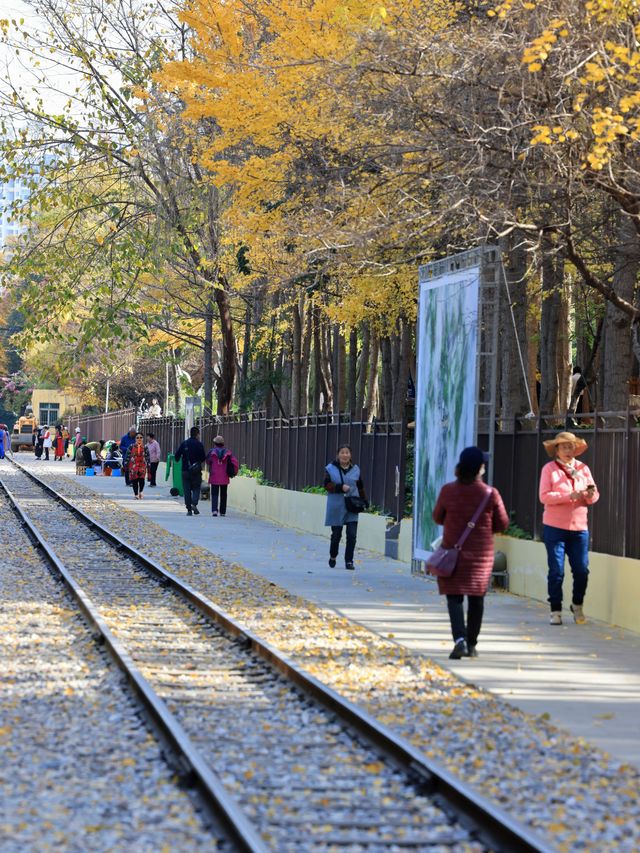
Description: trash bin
492,551,508,589
165,453,184,497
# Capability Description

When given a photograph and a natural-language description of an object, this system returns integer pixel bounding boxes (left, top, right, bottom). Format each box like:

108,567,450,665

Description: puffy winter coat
206,447,238,485
432,479,509,596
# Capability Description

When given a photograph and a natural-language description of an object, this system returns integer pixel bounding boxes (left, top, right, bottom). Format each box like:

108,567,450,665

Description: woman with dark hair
324,444,368,571
124,433,150,499
53,425,65,461
432,446,509,659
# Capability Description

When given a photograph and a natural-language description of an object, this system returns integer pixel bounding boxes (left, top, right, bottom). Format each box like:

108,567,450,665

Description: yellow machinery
11,413,38,452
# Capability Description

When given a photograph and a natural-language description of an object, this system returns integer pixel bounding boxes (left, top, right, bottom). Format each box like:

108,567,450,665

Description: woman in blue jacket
324,444,368,571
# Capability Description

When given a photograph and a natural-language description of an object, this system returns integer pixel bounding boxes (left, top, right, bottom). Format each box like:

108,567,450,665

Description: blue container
112,468,121,477
85,467,95,476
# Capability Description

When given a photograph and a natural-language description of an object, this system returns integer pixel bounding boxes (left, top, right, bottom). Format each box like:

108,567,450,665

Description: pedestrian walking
175,426,206,516
62,425,70,455
324,444,368,571
1,425,10,458
71,427,82,459
119,426,137,486
53,426,65,461
0,425,5,460
124,433,150,500
205,435,238,517
42,426,52,461
539,431,599,626
431,446,509,660
34,426,44,460
146,433,161,487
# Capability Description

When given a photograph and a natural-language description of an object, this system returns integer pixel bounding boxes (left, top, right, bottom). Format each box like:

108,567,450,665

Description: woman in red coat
432,446,509,660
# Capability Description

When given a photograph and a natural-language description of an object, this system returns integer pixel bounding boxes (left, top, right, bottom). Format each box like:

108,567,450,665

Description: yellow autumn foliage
157,0,454,331
499,0,640,171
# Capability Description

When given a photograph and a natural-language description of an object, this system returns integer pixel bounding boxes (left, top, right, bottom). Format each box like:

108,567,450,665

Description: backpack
226,455,238,478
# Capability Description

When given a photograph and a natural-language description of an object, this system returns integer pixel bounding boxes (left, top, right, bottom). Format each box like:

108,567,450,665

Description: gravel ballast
0,477,218,852
9,467,640,852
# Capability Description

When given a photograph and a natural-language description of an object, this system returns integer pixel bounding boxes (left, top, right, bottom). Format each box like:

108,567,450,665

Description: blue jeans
542,525,589,611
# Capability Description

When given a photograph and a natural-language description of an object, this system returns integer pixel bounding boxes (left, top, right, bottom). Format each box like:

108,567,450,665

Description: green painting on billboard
413,268,480,560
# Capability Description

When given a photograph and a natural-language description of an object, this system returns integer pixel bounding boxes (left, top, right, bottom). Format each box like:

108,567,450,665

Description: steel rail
10,459,554,853
0,466,268,853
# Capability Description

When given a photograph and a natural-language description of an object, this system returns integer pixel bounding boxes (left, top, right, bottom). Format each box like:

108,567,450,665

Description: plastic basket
85,467,95,476
112,468,121,477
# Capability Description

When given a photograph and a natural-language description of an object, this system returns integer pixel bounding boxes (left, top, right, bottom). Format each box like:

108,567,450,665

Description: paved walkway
34,456,640,768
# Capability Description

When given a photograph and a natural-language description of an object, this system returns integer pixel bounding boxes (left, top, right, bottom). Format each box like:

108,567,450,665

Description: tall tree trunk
556,283,571,413
365,332,379,421
238,300,252,410
539,238,567,417
203,295,214,416
347,327,358,415
301,301,312,416
313,306,332,412
355,322,370,417
291,296,303,417
602,215,639,413
379,336,393,421
214,278,235,414
392,318,412,422
499,233,532,426
334,328,346,413
170,347,180,413
330,325,341,412
279,339,292,417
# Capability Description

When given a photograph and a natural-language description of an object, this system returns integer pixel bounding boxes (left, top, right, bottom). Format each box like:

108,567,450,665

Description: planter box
497,535,640,634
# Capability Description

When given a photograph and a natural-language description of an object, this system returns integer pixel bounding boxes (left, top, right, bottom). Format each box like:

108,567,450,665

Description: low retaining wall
165,472,637,634
228,476,391,556
497,537,640,634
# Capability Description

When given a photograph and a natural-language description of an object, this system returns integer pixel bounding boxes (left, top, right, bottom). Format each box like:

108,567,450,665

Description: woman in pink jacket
539,431,599,626
205,435,238,517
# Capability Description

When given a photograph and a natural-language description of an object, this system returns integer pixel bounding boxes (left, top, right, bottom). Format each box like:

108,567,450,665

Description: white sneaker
570,604,586,624
549,611,562,625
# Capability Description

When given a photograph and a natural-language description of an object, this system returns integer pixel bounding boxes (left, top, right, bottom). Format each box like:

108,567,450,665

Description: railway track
0,460,554,853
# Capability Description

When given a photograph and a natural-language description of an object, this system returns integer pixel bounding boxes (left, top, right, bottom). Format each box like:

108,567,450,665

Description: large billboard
413,265,480,561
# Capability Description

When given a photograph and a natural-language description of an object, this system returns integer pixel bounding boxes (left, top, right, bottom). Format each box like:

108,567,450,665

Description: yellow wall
398,522,639,634
30,388,82,423
497,536,640,635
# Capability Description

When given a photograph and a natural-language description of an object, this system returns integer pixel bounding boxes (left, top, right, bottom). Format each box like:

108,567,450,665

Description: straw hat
543,431,588,458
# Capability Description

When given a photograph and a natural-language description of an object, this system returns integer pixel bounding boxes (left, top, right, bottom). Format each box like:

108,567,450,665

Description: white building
0,174,30,248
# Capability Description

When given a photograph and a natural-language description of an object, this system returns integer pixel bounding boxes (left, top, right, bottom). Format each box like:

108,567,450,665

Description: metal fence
70,406,640,559
197,412,408,520
480,412,640,560
69,409,137,444
132,411,406,519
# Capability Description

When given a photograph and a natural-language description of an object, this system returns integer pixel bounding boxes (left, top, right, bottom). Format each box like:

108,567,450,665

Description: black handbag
339,468,367,514
345,495,367,514
426,487,492,578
